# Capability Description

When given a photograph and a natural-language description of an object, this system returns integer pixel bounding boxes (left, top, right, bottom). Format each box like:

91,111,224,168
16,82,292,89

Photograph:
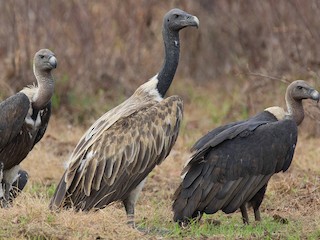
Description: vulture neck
32,68,54,110
285,92,304,126
157,28,180,98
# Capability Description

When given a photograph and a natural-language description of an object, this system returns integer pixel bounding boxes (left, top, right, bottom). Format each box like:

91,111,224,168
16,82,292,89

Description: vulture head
33,49,57,73
164,8,199,31
288,80,320,102
285,80,319,125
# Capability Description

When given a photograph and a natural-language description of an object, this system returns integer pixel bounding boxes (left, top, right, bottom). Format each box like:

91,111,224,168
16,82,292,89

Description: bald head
34,49,57,72
163,8,199,32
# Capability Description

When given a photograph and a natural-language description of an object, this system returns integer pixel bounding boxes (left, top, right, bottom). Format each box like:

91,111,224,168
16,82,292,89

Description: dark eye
174,14,179,19
297,86,303,90
39,55,45,59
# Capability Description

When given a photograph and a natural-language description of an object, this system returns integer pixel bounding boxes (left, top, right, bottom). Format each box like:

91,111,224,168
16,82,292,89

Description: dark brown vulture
172,80,319,225
49,8,199,227
0,49,57,207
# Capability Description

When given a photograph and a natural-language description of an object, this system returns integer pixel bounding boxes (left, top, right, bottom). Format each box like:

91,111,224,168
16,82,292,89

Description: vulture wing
191,120,246,152
0,93,30,149
173,116,297,222
50,95,183,210
32,101,52,146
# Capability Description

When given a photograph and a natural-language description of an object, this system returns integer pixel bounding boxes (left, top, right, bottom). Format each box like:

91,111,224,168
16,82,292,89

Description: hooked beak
49,55,57,69
187,15,200,28
310,89,320,103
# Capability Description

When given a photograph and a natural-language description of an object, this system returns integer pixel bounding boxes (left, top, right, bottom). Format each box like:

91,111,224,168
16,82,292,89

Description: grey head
163,8,199,32
285,80,319,125
286,80,319,102
34,49,57,73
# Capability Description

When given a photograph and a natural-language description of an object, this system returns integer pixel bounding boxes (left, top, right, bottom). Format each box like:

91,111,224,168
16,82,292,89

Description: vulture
172,80,320,225
0,49,57,207
49,8,199,227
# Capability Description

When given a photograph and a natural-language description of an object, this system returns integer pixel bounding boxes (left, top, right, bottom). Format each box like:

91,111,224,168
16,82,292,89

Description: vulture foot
0,180,12,208
240,204,249,224
0,169,28,208
177,211,203,228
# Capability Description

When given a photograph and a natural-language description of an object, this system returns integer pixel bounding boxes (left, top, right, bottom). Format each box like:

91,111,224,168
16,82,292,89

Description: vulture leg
122,178,147,228
3,180,11,207
240,204,249,224
254,208,261,222
10,170,29,200
0,162,7,208
249,184,267,222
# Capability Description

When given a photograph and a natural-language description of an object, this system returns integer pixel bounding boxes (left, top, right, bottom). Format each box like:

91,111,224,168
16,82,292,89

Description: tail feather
172,184,199,223
49,172,68,210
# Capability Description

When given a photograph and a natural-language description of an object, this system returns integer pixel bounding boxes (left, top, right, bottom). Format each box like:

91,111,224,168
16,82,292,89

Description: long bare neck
156,28,180,98
33,68,54,110
285,92,304,126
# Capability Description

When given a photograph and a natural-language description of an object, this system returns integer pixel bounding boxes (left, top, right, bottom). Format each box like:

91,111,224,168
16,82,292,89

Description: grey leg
0,162,5,208
10,170,28,199
240,204,249,224
254,208,261,222
122,178,147,228
2,180,10,207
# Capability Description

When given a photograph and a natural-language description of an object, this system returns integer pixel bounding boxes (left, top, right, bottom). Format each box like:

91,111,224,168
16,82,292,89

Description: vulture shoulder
0,92,30,148
187,112,297,175
184,111,279,172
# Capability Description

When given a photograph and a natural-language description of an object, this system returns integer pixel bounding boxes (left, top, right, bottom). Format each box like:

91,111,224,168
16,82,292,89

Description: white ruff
139,75,163,102
265,106,286,120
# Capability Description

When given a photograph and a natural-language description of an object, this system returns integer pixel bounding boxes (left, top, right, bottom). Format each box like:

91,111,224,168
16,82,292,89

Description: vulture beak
49,55,58,69
188,15,200,28
310,89,320,103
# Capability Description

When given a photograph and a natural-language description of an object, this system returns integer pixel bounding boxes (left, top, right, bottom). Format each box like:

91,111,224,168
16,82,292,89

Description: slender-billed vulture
0,49,57,207
49,9,199,227
172,80,320,225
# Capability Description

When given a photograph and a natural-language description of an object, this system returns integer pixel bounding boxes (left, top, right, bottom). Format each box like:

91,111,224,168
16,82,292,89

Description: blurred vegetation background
0,0,319,134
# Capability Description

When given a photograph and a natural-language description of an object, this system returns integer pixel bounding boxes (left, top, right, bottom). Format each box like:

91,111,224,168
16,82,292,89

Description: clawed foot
0,180,12,208
0,198,11,208
0,167,28,208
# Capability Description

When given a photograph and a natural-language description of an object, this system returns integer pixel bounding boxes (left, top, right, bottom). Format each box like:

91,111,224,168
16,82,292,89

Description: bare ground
1,82,320,239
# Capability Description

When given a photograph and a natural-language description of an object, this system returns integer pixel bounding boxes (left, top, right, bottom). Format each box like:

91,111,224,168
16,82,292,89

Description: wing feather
92,159,106,190
84,157,98,196
0,93,29,149
50,95,183,210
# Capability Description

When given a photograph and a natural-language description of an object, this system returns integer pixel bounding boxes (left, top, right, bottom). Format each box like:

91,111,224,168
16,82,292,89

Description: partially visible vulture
0,49,57,207
172,80,320,225
49,9,199,227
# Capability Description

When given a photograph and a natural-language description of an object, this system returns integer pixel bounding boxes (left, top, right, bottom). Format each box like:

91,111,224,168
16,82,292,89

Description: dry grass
1,80,320,239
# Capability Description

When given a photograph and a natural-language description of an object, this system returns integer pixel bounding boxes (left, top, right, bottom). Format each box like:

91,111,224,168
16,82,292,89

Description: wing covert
0,92,30,148
64,95,183,198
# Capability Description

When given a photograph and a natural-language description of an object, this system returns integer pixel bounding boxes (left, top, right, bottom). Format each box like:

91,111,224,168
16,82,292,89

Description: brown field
0,78,319,240
1,1,320,239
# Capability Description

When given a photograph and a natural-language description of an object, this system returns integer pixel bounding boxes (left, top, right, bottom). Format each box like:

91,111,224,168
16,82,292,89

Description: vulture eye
174,14,179,19
39,55,45,59
297,86,303,90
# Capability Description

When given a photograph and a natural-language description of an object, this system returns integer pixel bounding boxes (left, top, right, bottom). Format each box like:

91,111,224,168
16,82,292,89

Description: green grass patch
137,200,307,239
